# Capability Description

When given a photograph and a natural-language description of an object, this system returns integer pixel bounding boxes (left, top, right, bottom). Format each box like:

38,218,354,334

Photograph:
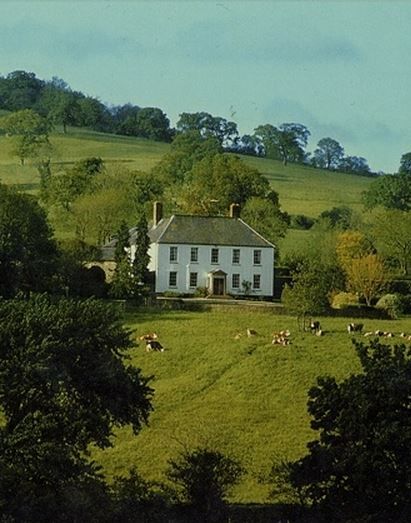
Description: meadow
94,306,411,504
0,128,374,219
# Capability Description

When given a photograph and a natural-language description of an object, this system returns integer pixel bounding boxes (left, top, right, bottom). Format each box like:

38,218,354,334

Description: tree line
0,69,377,175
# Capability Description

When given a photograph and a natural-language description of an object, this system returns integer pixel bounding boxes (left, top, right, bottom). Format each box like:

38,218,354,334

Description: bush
193,286,209,298
331,292,359,309
375,293,403,319
290,214,315,230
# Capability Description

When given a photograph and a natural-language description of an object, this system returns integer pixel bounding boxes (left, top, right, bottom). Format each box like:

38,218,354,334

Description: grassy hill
93,306,411,504
0,128,374,218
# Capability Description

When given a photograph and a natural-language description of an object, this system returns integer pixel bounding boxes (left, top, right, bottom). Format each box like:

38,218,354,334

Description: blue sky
1,0,410,172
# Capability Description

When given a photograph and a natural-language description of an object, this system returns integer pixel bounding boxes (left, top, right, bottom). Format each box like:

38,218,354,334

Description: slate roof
146,215,274,248
100,214,274,261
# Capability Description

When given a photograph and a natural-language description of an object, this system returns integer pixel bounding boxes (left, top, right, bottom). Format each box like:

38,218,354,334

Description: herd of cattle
138,321,411,352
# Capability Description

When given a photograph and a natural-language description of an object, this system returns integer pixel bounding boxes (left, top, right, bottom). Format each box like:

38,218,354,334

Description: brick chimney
153,201,163,226
229,203,240,218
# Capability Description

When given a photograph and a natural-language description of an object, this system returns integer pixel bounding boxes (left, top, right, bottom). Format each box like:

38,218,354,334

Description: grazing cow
375,330,384,337
272,335,291,346
347,323,363,333
139,332,158,341
315,329,324,337
310,321,321,334
247,328,258,337
146,340,164,352
383,331,394,338
364,331,374,337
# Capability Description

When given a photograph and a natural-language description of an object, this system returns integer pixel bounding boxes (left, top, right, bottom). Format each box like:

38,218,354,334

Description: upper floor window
169,246,178,263
189,272,198,288
253,249,262,265
169,271,177,287
253,274,261,289
190,247,199,263
232,249,240,264
232,273,240,288
211,248,219,264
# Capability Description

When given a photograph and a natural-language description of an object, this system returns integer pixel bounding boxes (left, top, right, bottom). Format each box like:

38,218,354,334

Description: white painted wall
146,243,274,296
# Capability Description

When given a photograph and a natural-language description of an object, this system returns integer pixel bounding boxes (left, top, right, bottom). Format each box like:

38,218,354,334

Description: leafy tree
282,259,340,330
338,155,371,175
167,447,243,523
151,130,221,185
240,197,288,246
253,123,310,165
135,107,172,141
319,206,353,230
345,253,388,306
0,294,153,521
177,111,239,148
178,154,270,214
399,151,411,174
0,184,57,297
0,70,44,111
363,172,411,211
289,339,411,522
369,209,411,275
312,137,344,170
109,221,134,300
335,230,372,271
0,108,51,165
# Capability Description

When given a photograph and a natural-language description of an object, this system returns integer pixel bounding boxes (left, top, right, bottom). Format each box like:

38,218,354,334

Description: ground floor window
232,273,240,288
253,274,261,290
169,271,177,287
189,272,198,288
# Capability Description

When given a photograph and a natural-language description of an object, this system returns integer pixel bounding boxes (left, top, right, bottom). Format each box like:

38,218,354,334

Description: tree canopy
363,172,411,211
290,339,411,522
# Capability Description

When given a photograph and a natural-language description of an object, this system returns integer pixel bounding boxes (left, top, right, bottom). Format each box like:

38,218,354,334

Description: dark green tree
312,137,344,170
289,339,411,522
399,152,411,174
363,172,411,211
0,184,58,297
132,214,150,288
253,123,310,165
167,447,243,523
240,196,288,246
135,107,172,141
338,155,371,175
176,111,239,148
0,294,153,521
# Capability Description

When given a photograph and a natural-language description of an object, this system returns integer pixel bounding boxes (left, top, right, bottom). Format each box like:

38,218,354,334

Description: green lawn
94,307,411,503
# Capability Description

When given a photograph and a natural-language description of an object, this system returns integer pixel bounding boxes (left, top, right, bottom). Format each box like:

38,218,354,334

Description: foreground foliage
0,295,153,521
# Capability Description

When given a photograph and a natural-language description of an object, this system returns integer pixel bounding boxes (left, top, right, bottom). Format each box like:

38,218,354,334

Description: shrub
331,292,359,309
193,286,209,298
290,214,315,230
375,293,403,319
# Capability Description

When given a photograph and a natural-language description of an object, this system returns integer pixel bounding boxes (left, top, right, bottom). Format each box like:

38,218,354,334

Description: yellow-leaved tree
344,254,388,306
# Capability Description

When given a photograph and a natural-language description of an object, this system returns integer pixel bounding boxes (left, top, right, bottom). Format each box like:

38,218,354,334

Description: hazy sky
1,0,410,172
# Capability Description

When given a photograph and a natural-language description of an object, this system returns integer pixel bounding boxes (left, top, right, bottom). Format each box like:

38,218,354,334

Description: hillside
0,128,374,219
93,307,411,504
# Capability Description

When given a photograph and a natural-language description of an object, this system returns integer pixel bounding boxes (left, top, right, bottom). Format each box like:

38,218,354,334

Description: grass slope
0,128,373,218
94,307,411,503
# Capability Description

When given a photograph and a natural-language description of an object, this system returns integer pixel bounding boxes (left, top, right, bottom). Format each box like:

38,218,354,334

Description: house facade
128,203,275,297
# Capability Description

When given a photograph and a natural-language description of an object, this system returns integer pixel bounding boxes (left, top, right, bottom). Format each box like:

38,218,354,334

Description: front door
213,277,225,295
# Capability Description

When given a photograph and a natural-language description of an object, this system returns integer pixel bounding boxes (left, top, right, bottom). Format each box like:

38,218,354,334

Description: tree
289,339,411,522
312,137,344,170
135,107,172,141
253,123,310,165
363,172,411,211
0,108,51,165
335,230,372,271
49,91,81,133
0,184,57,297
0,70,44,111
132,214,151,289
167,447,243,523
338,155,371,175
176,112,239,148
345,253,387,306
0,294,153,520
319,206,353,230
369,209,411,275
240,197,288,246
177,153,270,215
399,151,411,174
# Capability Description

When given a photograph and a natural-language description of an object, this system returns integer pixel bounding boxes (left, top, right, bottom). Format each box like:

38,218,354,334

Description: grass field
0,128,374,219
94,306,411,504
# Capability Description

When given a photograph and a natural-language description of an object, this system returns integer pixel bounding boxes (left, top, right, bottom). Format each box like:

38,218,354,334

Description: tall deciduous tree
345,253,387,306
399,151,411,174
289,339,411,522
363,172,411,211
240,196,288,246
0,295,153,520
132,213,151,288
0,108,51,165
0,184,57,297
313,137,344,170
253,123,310,165
177,111,239,148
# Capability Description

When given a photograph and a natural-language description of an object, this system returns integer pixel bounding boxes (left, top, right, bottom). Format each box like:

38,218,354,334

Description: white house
126,202,275,298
